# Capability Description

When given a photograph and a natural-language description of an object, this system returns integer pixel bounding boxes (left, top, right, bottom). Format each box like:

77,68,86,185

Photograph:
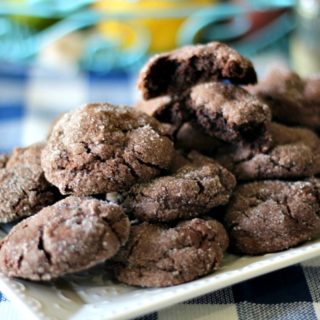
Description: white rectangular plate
1,226,320,320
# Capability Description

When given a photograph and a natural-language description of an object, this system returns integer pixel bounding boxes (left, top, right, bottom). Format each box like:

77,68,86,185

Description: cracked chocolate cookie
110,218,228,287
248,69,320,129
136,83,272,149
125,152,236,222
187,82,272,146
0,196,130,281
0,143,59,223
224,180,320,254
216,122,320,181
138,41,257,99
42,103,175,195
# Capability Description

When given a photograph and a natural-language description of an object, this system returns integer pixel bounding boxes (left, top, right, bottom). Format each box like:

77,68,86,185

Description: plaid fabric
0,66,139,153
1,66,320,320
136,257,320,320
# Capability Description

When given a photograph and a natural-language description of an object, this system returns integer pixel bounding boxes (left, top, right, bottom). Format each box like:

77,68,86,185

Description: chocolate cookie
0,143,58,223
6,142,43,168
136,83,272,148
249,69,320,129
138,41,257,99
42,103,175,195
0,196,130,281
111,218,228,287
187,82,271,146
125,152,236,222
216,122,320,180
224,180,320,254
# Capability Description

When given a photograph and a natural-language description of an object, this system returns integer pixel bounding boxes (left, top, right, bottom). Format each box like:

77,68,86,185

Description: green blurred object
290,0,320,75
0,0,296,72
6,0,56,29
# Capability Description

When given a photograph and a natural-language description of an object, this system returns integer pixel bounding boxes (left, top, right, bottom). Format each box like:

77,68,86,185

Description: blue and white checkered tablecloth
1,65,320,320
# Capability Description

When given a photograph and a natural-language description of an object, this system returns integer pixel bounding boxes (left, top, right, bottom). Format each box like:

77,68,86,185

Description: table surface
1,60,320,320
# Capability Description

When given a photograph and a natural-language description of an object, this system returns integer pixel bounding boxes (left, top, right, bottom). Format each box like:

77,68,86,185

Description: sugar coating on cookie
138,41,257,99
125,152,236,222
42,103,175,195
111,218,228,287
216,122,320,180
249,69,320,129
0,196,130,281
224,180,320,255
0,143,58,223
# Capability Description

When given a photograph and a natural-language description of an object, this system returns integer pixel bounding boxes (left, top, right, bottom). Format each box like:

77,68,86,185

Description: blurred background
0,0,319,152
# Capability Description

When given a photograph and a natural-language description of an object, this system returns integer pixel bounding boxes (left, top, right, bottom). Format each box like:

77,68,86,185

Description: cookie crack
122,159,139,179
17,254,24,269
80,142,107,163
188,225,214,248
101,215,126,246
283,194,315,229
125,231,146,265
37,230,52,265
283,197,296,222
195,179,205,195
134,154,166,172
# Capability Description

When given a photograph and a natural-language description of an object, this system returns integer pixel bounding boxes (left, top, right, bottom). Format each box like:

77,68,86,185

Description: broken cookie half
138,41,257,99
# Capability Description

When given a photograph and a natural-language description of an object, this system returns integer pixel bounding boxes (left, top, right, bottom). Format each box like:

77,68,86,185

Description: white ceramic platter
1,225,320,320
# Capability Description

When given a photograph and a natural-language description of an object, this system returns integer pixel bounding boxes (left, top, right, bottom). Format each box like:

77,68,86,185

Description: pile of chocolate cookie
0,42,319,288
